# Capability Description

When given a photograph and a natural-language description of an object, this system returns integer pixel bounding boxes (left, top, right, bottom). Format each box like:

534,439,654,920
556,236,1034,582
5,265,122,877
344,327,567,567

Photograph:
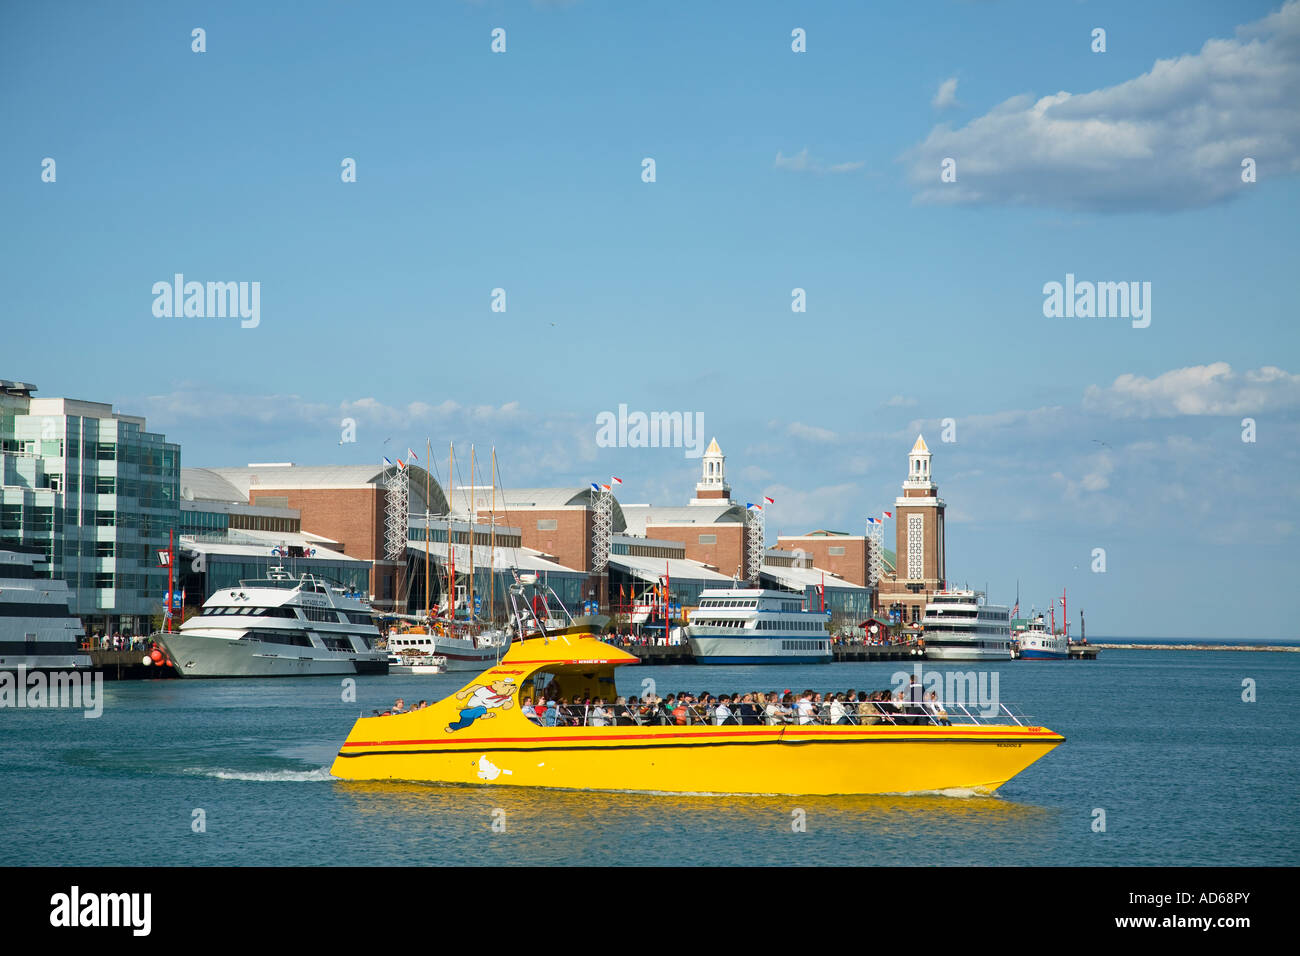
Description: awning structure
607,554,734,585
761,563,869,592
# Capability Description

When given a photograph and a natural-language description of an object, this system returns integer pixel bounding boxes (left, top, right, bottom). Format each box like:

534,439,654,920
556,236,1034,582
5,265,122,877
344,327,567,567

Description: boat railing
518,699,1036,728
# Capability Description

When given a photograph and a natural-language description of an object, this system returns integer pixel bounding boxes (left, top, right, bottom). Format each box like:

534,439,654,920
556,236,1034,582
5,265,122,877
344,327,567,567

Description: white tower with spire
690,437,731,505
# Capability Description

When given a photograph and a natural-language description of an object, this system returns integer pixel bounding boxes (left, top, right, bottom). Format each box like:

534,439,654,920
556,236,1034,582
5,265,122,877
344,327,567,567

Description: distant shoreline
1090,643,1299,653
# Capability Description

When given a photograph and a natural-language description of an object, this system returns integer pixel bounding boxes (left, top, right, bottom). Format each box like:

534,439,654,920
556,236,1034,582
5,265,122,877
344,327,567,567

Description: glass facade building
1,385,179,635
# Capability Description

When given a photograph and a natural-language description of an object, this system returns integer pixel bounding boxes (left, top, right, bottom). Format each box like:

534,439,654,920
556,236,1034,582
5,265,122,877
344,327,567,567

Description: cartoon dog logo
446,677,516,733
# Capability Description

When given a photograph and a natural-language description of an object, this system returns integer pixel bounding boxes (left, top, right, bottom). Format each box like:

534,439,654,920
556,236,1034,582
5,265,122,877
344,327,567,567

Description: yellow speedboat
330,631,1065,796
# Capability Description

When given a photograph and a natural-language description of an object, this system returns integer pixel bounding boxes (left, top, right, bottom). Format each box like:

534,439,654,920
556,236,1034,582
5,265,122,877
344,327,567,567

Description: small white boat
1014,615,1068,660
388,652,448,675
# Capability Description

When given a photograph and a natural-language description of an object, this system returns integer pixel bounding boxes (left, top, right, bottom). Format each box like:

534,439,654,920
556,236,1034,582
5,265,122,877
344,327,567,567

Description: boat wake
185,766,334,783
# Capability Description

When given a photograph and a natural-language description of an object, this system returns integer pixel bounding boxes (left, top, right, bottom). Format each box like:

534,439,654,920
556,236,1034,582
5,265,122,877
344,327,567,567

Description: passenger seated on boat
590,699,610,727
613,696,636,726
714,695,735,726
736,693,761,725
542,700,559,727
858,692,881,725
391,698,406,714
829,694,849,725
521,696,541,724
796,691,817,725
926,692,950,726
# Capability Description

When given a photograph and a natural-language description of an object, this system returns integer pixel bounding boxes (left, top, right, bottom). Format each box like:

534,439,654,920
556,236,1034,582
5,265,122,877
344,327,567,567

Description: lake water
2,649,1296,866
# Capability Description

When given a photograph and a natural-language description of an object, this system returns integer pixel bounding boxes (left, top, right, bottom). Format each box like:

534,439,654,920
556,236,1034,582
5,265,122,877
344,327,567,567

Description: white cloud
932,76,960,109
786,421,838,442
775,149,866,175
775,148,813,172
1083,363,1300,418
902,1,1300,211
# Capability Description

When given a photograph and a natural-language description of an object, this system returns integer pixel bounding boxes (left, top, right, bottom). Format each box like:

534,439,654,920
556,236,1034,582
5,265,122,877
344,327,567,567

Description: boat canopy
483,633,638,703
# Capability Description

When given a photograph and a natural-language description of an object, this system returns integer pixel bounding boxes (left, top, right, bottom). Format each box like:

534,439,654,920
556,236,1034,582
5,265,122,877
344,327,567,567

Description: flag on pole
590,482,601,492
611,476,623,485
866,517,878,525
600,484,611,492
883,511,892,518
396,458,407,470
1011,602,1020,617
407,448,418,462
383,457,394,467
763,496,775,504
746,502,762,511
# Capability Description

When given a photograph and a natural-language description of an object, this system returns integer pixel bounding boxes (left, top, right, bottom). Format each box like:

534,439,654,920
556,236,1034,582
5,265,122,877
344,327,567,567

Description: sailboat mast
424,437,431,621
448,441,455,621
489,446,497,626
469,443,475,623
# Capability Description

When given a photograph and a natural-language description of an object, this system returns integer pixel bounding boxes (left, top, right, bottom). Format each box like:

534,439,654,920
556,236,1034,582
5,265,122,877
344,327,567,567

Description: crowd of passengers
517,684,952,727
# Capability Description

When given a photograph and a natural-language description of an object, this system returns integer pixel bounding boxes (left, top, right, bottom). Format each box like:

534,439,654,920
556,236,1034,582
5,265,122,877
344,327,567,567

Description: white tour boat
1014,614,1068,660
0,545,90,671
921,590,1013,661
686,588,832,664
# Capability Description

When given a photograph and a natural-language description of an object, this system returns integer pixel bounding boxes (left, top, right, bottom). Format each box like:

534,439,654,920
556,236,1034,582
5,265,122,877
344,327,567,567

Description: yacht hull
156,632,388,678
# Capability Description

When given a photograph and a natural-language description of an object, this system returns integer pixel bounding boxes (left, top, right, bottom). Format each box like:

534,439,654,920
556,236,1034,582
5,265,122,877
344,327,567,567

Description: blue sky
3,0,1298,638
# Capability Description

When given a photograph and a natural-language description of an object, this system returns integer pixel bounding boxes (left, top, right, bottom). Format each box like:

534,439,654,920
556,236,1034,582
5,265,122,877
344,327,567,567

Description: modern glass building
1,381,179,636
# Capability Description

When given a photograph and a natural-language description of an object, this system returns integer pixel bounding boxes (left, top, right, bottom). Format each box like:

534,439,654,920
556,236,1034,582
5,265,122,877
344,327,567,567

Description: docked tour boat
921,590,1013,661
0,545,89,671
686,588,832,664
330,580,1064,795
1014,615,1068,660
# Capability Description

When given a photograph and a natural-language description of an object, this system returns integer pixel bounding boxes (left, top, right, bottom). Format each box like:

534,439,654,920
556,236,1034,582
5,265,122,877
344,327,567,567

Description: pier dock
89,650,175,680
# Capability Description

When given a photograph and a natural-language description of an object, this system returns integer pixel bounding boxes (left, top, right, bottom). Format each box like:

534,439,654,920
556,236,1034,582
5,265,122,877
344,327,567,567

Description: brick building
185,463,450,612
773,530,869,587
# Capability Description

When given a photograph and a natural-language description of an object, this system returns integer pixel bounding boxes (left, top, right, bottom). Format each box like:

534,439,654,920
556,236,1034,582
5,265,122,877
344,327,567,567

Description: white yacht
1014,614,1068,660
686,588,832,664
0,545,90,671
921,590,1013,661
155,569,388,677
382,625,500,672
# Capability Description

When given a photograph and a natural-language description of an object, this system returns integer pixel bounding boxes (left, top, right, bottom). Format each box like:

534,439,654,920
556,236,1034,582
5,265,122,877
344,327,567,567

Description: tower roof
704,437,722,456
911,434,929,454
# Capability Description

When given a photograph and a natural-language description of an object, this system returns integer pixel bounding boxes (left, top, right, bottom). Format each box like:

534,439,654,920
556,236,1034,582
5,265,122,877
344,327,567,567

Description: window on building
828,546,845,556
537,519,558,531
698,534,716,544
96,476,116,495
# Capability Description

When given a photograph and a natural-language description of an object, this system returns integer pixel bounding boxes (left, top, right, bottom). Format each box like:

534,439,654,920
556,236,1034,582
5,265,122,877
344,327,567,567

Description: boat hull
332,720,1063,795
687,634,831,665
924,647,1014,661
156,632,388,678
